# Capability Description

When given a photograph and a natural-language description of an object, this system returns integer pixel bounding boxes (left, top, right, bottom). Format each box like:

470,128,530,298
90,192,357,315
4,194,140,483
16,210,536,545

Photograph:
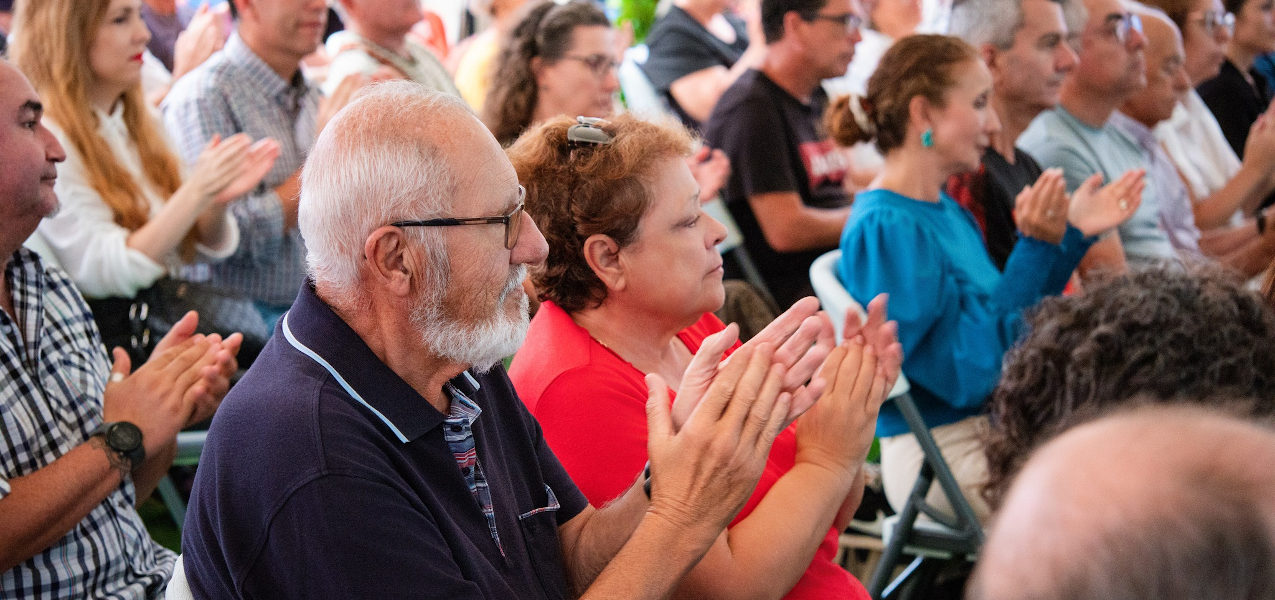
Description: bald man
969,404,1275,600
1115,7,1275,276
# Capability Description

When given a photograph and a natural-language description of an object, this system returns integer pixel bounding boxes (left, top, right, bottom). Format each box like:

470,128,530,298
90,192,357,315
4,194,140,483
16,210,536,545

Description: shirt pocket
518,484,568,599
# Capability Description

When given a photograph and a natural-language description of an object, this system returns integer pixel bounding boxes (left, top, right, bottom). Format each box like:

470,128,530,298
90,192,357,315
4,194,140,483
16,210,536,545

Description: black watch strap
90,422,145,470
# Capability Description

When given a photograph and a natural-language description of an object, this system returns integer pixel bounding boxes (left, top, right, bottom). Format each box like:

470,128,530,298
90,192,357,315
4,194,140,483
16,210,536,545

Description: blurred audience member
451,0,532,111
142,0,183,71
824,0,923,99
1146,0,1275,229
643,0,766,130
1116,7,1275,274
324,0,459,97
483,0,615,145
1019,0,1176,273
948,0,1081,270
983,265,1275,507
507,114,901,599
12,0,278,360
970,405,1275,600
163,0,366,329
1197,0,1275,158
142,3,232,105
0,56,240,599
701,0,862,307
830,34,1139,519
0,0,12,55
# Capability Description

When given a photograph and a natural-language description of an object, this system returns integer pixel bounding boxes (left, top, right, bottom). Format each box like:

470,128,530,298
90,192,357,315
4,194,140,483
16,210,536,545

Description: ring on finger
1119,200,1129,211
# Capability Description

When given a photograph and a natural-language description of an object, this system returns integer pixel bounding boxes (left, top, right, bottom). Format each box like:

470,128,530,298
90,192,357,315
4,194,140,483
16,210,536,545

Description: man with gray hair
179,81,829,598
968,404,1275,600
947,0,1083,269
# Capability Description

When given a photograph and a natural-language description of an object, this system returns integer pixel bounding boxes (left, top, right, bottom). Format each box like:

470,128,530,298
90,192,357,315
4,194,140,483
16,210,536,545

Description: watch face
108,422,143,451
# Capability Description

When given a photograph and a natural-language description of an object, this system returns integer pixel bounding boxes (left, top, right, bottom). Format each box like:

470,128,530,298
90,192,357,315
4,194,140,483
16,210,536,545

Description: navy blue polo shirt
181,282,589,599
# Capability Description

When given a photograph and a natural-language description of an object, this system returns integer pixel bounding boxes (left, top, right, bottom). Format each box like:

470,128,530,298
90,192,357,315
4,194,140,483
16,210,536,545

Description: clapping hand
1068,168,1144,237
1014,168,1069,244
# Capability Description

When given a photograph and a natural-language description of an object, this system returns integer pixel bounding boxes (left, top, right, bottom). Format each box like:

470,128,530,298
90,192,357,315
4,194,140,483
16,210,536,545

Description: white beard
412,264,529,373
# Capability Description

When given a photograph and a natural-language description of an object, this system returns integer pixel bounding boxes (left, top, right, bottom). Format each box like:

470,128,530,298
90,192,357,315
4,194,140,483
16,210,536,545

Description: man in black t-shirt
702,0,862,308
947,0,1078,269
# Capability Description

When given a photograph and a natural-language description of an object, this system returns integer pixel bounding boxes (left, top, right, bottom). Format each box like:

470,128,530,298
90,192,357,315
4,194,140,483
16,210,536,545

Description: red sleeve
532,366,653,506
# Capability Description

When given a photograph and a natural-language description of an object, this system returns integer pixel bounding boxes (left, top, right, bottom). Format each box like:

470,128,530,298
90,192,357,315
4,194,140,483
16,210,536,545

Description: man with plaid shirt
0,59,240,599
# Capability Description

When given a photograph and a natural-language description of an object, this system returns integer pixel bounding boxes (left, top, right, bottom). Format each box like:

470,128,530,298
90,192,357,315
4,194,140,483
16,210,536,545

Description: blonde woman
12,0,277,352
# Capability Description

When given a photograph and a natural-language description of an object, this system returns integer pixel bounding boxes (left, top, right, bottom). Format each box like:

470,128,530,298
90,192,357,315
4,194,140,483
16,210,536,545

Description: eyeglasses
1192,10,1235,35
1103,12,1143,44
561,53,620,77
802,11,863,32
390,186,527,250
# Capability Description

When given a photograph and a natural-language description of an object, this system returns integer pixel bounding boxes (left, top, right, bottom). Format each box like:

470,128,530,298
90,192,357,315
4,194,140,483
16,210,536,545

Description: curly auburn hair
505,114,694,312
825,34,979,153
483,0,610,146
983,266,1275,509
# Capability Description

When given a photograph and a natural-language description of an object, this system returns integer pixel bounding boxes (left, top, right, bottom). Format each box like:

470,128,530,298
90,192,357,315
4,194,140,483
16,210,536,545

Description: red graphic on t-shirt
798,139,849,189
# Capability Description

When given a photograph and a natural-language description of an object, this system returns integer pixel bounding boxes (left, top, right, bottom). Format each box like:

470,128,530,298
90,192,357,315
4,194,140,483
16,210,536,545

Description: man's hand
104,312,242,458
645,342,790,535
689,146,731,203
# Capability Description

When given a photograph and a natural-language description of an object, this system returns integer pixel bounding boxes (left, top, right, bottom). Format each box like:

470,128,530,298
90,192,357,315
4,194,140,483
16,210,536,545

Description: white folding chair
809,249,983,600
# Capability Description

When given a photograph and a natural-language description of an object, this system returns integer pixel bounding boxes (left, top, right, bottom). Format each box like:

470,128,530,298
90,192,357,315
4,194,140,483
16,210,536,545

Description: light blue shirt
161,33,318,307
1019,106,1178,267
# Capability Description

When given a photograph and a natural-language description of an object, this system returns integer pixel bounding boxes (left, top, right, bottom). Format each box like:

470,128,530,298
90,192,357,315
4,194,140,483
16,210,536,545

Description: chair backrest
166,555,194,600
808,249,910,399
618,44,672,121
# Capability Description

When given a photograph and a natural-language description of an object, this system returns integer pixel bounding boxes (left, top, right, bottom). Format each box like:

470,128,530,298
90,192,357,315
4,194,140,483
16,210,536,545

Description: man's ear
364,226,417,298
581,233,627,292
980,42,1000,72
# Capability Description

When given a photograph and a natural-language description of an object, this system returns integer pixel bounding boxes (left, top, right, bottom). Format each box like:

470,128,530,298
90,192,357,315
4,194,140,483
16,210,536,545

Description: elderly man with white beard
178,81,850,599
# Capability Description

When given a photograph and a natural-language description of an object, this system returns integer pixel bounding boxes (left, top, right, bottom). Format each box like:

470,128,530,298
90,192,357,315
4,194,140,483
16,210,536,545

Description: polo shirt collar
223,32,311,109
281,281,452,443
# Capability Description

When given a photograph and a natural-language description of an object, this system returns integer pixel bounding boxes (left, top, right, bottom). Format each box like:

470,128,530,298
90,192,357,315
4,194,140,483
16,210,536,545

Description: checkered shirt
443,380,504,555
0,248,175,598
161,33,319,307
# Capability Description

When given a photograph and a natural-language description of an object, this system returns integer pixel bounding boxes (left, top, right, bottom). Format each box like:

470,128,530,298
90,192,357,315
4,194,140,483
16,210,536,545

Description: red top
509,301,868,599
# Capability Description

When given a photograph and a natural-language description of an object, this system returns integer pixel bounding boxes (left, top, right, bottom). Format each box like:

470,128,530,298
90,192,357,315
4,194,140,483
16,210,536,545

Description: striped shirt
0,248,174,598
443,379,503,555
161,33,318,307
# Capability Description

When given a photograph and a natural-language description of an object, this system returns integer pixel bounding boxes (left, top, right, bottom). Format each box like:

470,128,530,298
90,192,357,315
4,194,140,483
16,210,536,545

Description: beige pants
879,415,992,523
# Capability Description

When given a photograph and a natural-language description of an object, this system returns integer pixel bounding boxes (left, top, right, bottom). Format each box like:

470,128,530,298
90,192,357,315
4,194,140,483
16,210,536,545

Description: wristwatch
91,422,145,470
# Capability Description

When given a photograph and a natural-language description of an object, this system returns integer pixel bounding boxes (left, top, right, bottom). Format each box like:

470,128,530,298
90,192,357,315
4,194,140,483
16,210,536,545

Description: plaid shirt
0,248,174,599
443,377,504,555
161,33,319,307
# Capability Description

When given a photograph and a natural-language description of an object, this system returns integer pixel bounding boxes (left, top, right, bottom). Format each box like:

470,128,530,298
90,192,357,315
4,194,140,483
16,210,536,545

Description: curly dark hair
983,266,1275,509
505,114,693,313
482,0,610,146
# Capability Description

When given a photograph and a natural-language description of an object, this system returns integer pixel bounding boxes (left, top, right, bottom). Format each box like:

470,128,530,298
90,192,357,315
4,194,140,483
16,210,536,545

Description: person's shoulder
703,70,770,131
844,190,933,233
646,6,695,41
163,52,235,108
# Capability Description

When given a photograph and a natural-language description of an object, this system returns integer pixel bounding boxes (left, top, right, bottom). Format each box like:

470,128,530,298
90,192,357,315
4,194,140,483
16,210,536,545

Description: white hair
300,81,470,302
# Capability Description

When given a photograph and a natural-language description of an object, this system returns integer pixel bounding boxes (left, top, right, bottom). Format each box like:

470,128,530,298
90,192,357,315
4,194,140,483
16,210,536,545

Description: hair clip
567,116,614,147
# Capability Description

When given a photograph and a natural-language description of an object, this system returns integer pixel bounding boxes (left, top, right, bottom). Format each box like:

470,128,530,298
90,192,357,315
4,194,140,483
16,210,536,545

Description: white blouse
37,103,239,299
1154,89,1243,203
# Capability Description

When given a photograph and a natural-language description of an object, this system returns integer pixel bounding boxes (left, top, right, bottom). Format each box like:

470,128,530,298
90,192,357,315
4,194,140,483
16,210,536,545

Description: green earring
921,128,934,148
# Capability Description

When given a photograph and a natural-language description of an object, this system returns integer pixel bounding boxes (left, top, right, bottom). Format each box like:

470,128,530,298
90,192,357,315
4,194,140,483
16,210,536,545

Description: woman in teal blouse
827,34,1143,519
